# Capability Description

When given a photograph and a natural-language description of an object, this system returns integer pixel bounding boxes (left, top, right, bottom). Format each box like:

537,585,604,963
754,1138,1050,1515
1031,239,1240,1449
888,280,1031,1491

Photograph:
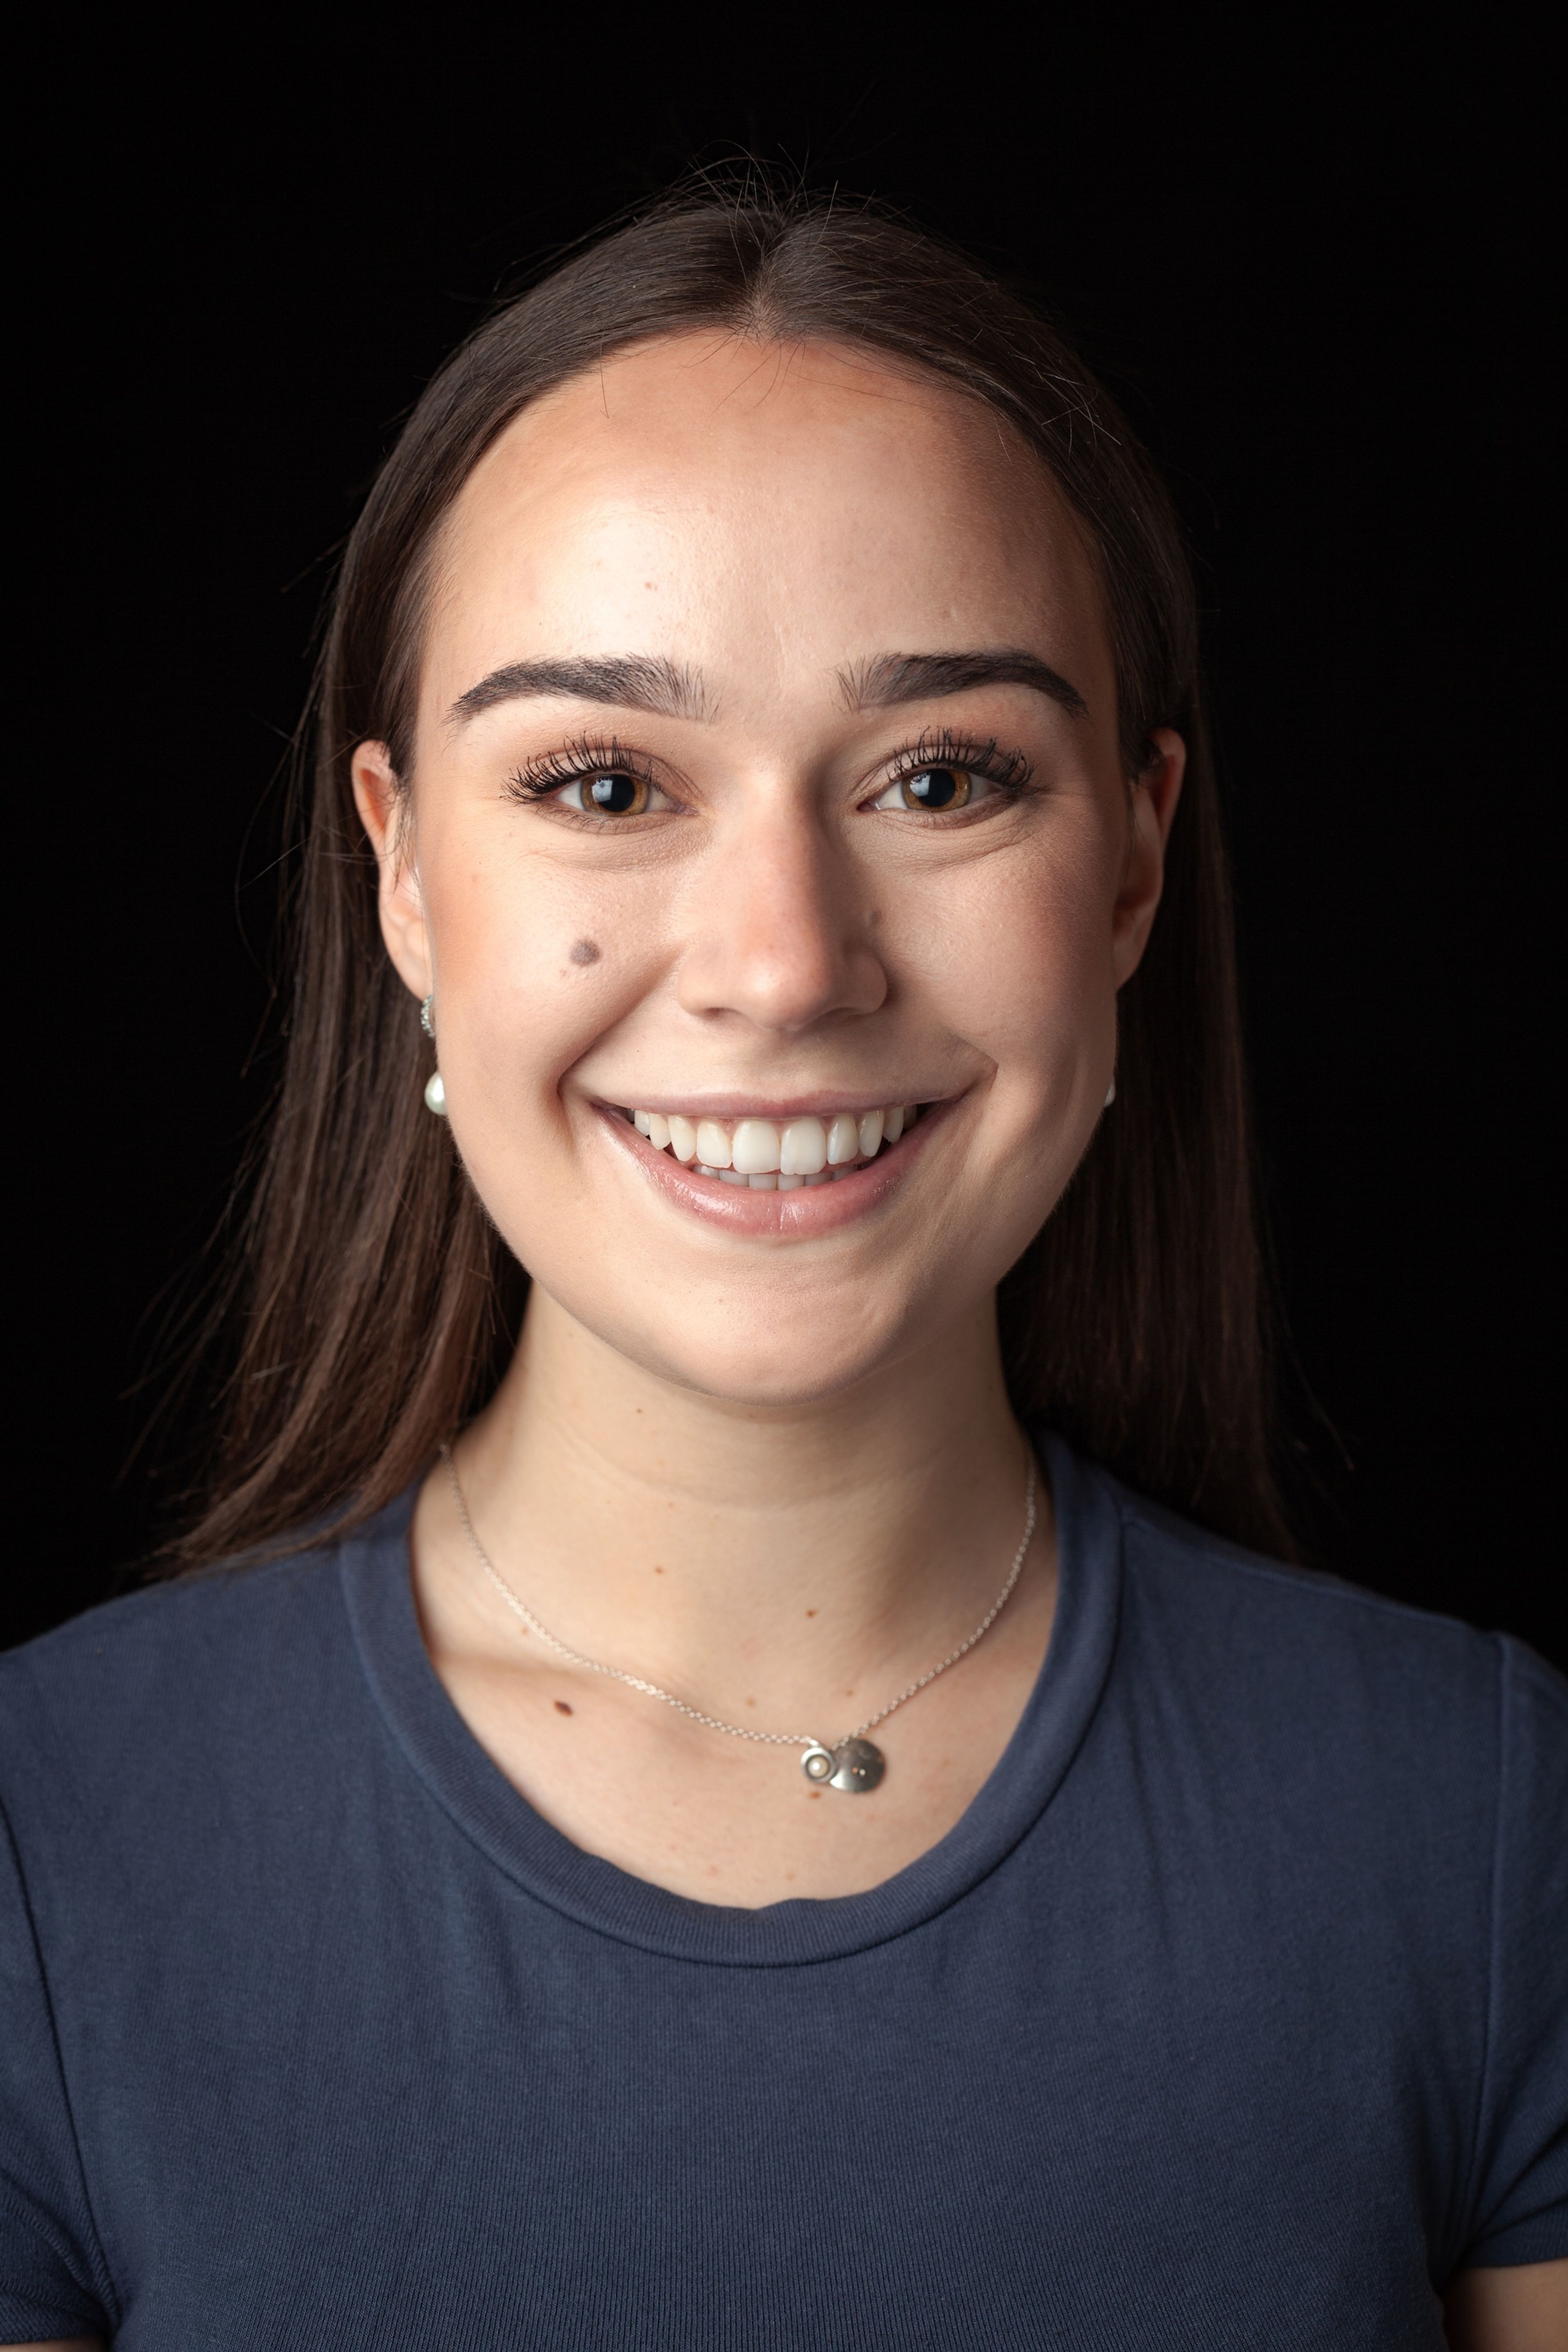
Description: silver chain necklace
441,1444,1037,1795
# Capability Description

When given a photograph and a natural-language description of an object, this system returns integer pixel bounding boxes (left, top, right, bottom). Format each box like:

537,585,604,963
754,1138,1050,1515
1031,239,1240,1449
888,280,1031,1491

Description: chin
543,1286,911,1411
642,1332,897,1411
678,1362,878,1411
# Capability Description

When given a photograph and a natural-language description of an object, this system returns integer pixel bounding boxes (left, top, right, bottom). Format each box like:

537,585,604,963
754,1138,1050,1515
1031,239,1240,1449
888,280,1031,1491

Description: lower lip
594,1100,952,1235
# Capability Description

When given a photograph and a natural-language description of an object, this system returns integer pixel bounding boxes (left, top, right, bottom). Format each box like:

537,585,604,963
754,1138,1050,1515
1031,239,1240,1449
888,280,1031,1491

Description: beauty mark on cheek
570,938,601,966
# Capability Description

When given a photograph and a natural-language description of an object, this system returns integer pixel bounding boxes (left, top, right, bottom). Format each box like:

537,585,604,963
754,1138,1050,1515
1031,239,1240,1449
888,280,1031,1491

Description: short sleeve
1458,1639,1568,2266
0,1795,115,2341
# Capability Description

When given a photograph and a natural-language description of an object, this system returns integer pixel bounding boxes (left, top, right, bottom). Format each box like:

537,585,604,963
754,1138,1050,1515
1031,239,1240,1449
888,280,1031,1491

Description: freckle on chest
569,938,601,966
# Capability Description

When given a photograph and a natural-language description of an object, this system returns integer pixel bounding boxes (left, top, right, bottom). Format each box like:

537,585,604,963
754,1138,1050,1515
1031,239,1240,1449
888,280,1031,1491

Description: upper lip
595,1090,947,1119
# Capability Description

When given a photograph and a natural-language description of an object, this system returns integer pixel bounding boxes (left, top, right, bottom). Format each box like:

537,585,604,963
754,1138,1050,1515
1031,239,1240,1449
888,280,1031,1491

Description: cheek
421,840,658,1131
931,856,1117,1311
901,831,1118,1117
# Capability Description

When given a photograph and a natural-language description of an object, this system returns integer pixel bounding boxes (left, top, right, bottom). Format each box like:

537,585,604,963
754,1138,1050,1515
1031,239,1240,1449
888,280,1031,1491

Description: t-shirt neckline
340,1430,1124,1967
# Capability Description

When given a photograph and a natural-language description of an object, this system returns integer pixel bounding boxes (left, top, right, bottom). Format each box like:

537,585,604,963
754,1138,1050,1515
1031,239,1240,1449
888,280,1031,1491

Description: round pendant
829,1737,886,1794
800,1737,887,1792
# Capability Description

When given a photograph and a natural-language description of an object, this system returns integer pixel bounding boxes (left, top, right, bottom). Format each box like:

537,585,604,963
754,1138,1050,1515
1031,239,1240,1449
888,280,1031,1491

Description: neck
450,1284,1040,1729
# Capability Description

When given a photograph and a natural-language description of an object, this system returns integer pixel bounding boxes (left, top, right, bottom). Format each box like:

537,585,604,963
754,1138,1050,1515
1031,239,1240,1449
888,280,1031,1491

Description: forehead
426,334,1111,712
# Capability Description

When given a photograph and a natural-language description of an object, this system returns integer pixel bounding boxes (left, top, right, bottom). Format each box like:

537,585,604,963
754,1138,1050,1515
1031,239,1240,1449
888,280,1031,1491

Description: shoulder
1088,1461,1567,1836
1113,1470,1564,1692
1083,1468,1568,2274
0,1535,368,1834
1,1537,350,1698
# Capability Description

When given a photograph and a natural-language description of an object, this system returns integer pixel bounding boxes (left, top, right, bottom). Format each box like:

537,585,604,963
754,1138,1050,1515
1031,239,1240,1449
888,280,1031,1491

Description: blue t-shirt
2,1437,1564,2348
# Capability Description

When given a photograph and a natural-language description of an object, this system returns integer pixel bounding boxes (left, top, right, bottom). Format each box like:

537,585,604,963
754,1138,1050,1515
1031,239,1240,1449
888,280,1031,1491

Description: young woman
2,192,1563,2350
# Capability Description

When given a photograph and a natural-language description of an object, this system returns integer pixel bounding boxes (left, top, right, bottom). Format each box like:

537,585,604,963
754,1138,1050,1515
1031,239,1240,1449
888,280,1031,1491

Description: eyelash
503,735,659,807
501,728,1034,816
876,729,1033,806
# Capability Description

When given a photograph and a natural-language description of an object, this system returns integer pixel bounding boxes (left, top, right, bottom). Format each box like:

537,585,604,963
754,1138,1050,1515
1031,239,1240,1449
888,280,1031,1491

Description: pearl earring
1104,1078,1116,1108
420,994,447,1116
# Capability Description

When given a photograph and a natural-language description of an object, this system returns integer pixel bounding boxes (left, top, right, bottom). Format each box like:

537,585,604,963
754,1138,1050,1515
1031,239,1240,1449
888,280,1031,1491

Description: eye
872,765,982,813
559,770,659,817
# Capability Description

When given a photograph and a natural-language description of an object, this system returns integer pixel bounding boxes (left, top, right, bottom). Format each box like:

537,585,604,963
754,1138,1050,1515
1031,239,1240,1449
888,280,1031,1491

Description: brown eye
579,771,649,816
900,766,971,811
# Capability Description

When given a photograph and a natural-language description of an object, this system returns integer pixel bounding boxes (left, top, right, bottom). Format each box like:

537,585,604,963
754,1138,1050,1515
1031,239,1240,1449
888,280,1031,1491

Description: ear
1112,727,1186,988
351,742,432,1000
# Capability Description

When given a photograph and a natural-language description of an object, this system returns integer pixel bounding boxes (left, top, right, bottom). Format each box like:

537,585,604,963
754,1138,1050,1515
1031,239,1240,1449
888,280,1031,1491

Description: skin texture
353,332,1180,1911
1441,2261,1568,2348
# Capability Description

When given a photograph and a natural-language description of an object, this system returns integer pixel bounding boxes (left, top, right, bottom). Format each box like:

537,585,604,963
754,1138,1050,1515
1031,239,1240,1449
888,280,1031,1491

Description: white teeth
780,1115,828,1176
696,1118,733,1169
826,1113,860,1165
630,1101,925,1184
731,1118,781,1175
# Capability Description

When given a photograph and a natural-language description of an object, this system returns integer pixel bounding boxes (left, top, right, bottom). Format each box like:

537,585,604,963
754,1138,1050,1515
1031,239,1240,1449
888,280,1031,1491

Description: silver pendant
800,1737,886,1793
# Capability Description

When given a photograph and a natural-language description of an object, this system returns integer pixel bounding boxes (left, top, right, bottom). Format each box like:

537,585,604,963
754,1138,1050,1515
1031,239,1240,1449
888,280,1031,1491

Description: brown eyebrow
447,646,1086,731
840,649,1088,719
446,655,708,728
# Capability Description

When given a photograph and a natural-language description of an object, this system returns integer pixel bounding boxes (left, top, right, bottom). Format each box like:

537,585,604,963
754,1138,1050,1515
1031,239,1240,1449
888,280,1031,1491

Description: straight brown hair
166,182,1291,1570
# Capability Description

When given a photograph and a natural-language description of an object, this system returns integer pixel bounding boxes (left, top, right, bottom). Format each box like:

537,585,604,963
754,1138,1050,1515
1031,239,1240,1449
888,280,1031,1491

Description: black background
11,16,1560,1662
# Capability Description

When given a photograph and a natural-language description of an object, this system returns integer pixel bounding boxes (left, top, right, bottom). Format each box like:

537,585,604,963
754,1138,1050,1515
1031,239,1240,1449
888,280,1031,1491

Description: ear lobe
350,741,432,999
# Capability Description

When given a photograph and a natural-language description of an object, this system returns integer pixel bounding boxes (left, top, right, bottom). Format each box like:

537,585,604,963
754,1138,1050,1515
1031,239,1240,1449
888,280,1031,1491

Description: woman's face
355,334,1181,1407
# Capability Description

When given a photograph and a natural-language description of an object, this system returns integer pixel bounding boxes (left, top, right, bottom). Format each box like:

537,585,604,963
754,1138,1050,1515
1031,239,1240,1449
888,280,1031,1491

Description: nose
676,792,887,1034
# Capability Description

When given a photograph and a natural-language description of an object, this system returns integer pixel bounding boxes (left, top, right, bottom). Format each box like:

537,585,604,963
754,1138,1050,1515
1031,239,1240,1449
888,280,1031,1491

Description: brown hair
167,183,1290,1568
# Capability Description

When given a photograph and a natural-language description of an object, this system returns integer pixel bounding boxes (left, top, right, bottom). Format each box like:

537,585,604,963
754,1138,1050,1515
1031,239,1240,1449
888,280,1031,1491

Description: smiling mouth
618,1102,921,1189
